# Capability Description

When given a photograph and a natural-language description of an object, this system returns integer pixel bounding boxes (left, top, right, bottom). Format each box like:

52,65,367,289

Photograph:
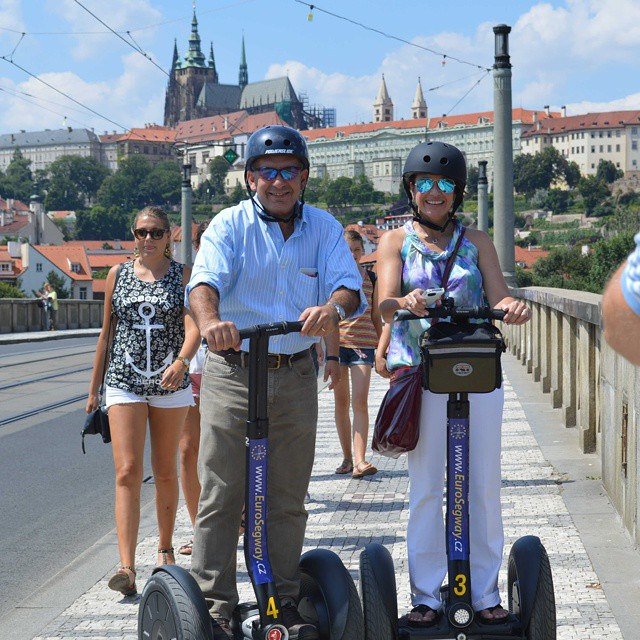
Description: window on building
633,141,638,150
607,131,612,138
0,262,10,272
616,130,621,137
616,144,620,152
591,163,595,169
616,162,620,168
70,263,81,273
599,145,603,152
633,127,638,135
634,159,638,166
79,287,87,300
599,131,603,138
591,132,595,138
36,263,42,272
591,146,595,153
607,145,612,152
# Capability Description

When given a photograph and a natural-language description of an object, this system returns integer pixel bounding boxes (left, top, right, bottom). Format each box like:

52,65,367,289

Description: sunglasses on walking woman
133,228,168,240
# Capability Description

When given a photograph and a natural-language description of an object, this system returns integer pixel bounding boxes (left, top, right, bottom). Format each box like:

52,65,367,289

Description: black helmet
244,125,310,170
402,141,467,214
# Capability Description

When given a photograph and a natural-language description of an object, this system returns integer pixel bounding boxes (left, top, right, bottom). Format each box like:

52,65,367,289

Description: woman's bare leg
333,365,353,462
179,400,201,526
350,364,373,467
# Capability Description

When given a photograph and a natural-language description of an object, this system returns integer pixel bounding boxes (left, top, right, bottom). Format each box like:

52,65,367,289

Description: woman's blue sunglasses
415,177,456,194
254,166,302,181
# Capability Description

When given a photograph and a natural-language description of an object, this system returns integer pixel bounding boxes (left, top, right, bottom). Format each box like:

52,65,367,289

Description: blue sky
0,0,639,133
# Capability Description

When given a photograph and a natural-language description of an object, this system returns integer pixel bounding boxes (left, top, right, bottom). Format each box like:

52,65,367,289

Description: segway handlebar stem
394,305,506,323
238,320,305,341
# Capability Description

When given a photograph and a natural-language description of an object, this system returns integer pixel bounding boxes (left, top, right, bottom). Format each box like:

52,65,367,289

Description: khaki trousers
191,351,318,620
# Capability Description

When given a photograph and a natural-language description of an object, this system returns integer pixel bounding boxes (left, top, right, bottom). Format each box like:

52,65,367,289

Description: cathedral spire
170,38,179,72
373,74,393,122
183,8,206,67
239,35,248,89
411,77,427,119
208,41,218,83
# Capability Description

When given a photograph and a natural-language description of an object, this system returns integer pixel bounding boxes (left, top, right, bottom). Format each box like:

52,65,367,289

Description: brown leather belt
214,348,310,369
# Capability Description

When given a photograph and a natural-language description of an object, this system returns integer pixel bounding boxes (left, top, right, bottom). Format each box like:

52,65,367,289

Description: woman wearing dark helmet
377,141,530,626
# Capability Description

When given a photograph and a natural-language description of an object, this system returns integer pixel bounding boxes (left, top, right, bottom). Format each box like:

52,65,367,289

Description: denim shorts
105,384,195,409
339,346,375,367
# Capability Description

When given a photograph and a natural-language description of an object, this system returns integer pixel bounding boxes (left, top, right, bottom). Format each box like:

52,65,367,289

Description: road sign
223,148,239,165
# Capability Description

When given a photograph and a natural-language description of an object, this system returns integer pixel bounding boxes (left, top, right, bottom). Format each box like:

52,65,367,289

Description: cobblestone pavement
33,372,623,639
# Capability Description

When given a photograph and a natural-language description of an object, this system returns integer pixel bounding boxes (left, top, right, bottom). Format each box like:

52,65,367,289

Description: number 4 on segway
360,300,556,640
138,322,364,640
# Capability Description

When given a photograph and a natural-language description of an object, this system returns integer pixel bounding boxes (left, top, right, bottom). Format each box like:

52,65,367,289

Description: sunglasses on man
415,177,456,194
133,228,167,240
253,166,302,182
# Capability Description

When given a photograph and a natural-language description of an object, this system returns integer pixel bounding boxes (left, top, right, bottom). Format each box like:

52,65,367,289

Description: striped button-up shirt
186,198,366,354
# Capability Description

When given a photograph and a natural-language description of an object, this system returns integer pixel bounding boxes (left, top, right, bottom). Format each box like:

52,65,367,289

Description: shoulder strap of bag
98,263,124,397
440,226,466,292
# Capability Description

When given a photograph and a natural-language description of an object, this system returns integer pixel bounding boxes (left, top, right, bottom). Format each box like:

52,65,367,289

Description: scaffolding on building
299,92,337,129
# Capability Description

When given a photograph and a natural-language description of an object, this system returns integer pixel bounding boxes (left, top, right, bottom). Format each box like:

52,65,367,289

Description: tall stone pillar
492,24,515,286
181,157,193,267
477,160,489,232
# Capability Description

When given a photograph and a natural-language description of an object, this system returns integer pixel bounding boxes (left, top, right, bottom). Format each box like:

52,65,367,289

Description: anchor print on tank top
105,260,187,396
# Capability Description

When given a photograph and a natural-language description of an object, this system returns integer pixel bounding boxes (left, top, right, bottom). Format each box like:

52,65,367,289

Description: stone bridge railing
0,298,103,334
503,287,638,546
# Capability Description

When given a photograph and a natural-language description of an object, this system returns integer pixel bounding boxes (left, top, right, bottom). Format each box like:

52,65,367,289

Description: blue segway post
359,300,556,640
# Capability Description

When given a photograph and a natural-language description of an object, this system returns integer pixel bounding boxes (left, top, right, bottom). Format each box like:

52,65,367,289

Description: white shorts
105,384,196,409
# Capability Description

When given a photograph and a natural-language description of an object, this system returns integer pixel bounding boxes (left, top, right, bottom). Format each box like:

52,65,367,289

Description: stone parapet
0,299,104,333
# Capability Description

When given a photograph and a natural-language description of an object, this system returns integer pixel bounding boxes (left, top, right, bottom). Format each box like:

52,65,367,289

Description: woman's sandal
478,604,509,624
178,540,193,556
402,604,438,627
157,547,175,566
352,461,378,479
108,565,137,597
335,458,353,475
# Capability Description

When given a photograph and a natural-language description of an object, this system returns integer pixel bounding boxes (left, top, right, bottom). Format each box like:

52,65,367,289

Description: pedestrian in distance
376,141,530,626
187,124,364,640
333,229,382,478
85,206,201,597
38,282,58,330
178,220,211,557
602,231,640,365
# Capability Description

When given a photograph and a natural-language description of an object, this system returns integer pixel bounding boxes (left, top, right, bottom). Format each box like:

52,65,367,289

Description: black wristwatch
325,355,339,362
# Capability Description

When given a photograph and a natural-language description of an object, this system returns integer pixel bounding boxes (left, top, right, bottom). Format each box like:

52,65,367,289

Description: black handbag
81,265,123,453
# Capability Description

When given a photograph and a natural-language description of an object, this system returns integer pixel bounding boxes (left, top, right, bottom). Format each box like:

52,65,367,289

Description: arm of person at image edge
158,265,202,392
602,235,640,365
184,204,367,351
376,228,530,325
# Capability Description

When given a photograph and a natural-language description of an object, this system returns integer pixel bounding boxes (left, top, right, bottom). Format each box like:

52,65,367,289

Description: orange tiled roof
0,217,29,233
92,278,108,294
345,223,387,244
521,110,640,138
65,240,136,251
0,246,24,277
88,254,132,269
304,109,553,142
119,125,176,143
48,210,76,219
0,197,29,211
514,245,549,269
99,133,124,143
171,222,201,243
33,245,92,281
175,110,288,144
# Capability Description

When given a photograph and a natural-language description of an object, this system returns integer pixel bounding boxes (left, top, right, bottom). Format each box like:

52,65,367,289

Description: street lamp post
492,24,516,286
477,160,489,233
181,155,193,267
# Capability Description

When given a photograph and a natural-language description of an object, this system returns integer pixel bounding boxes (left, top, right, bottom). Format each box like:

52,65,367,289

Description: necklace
413,222,450,246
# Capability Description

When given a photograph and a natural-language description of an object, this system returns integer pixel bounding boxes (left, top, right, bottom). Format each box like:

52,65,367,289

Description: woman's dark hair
194,220,210,251
344,229,365,248
133,206,170,231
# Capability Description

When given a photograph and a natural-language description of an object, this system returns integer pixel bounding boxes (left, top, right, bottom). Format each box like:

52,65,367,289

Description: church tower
373,75,393,122
411,77,427,119
209,42,219,84
238,36,248,89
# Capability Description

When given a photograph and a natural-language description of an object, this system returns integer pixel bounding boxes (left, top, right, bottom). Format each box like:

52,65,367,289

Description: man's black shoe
281,601,319,640
211,616,233,640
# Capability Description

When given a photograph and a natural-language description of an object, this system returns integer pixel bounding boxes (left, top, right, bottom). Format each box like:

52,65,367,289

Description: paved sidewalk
0,328,100,345
31,369,624,639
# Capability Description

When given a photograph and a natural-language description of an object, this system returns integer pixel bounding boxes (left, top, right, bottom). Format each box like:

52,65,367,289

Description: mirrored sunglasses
415,177,456,194
134,228,167,240
254,166,302,181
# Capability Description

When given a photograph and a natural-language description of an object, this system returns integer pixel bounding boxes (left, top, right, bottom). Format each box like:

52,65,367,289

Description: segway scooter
360,299,556,640
138,321,364,640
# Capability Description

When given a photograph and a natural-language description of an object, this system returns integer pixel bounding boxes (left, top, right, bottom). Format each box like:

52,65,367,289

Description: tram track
0,348,95,370
0,393,87,427
0,366,93,391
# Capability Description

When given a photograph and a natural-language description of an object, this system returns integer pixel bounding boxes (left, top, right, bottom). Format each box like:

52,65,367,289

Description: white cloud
0,0,24,39
45,0,162,60
0,52,164,133
565,92,640,114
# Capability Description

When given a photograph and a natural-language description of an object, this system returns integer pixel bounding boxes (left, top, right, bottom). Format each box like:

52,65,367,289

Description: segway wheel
507,536,556,640
298,549,364,640
359,544,399,640
138,568,212,640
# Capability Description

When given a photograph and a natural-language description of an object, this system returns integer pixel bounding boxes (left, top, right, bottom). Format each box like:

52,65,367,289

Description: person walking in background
333,229,382,478
86,206,200,597
177,220,210,556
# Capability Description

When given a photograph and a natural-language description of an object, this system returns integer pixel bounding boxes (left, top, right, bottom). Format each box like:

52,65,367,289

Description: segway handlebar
238,320,304,340
394,306,506,323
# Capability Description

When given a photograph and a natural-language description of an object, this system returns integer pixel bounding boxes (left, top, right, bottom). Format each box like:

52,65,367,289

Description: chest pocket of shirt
292,271,319,311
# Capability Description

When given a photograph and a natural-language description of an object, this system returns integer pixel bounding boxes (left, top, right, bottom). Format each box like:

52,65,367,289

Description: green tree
577,176,610,216
209,156,230,196
0,281,24,298
97,155,152,211
466,165,479,197
75,205,132,240
544,188,571,214
141,161,181,206
325,176,354,207
564,161,581,188
44,155,109,210
587,231,634,292
304,177,326,204
595,159,623,184
0,149,34,201
513,147,571,198
230,182,245,203
349,175,384,205
45,270,70,299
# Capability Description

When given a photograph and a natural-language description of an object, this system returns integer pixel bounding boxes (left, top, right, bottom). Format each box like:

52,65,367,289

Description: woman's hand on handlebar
402,288,428,317
498,299,531,325
201,319,241,351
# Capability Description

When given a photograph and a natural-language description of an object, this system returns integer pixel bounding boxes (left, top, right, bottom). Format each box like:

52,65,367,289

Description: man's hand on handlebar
201,319,241,351
499,299,531,325
299,304,339,337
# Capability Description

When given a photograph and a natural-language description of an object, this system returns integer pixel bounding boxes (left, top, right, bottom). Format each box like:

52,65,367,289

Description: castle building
163,11,307,129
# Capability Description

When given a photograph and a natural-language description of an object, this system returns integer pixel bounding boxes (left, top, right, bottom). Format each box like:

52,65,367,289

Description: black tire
298,549,364,640
508,537,556,640
359,544,398,640
138,570,212,640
